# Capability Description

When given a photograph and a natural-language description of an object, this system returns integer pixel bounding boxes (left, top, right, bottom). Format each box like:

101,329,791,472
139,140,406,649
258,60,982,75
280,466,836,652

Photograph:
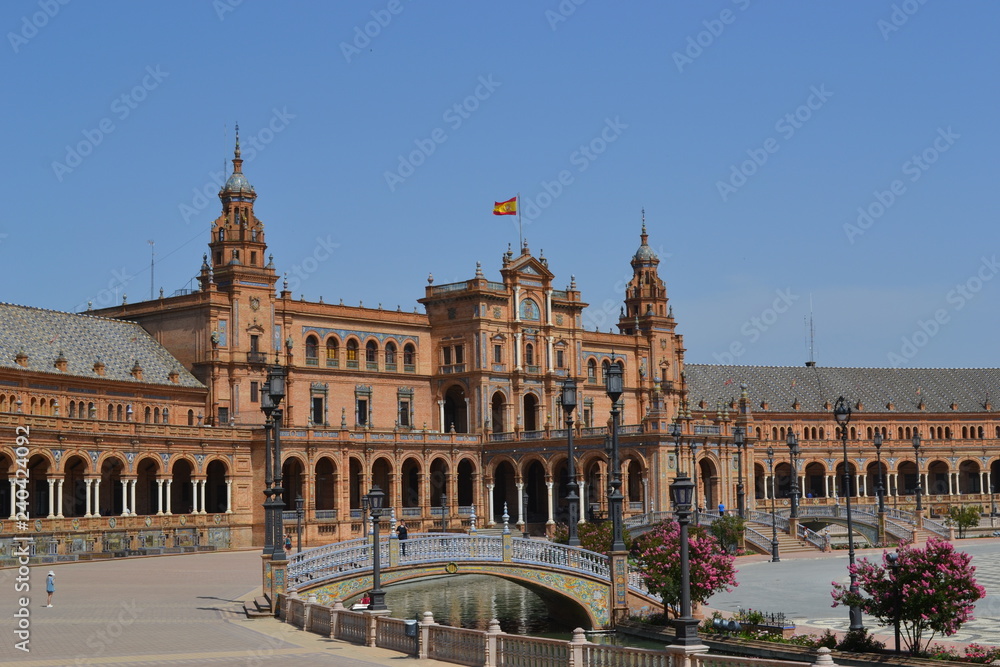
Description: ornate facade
2,135,998,561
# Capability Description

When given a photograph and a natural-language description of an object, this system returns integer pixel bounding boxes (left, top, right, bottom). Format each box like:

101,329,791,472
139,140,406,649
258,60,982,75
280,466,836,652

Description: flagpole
517,192,522,250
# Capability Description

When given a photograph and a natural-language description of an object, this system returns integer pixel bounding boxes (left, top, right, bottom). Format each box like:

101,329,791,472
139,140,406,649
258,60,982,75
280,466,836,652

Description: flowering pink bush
830,537,986,654
632,520,738,610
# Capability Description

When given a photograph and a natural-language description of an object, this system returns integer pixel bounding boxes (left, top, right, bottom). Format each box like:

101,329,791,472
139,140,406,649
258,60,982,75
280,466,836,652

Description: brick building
2,134,998,559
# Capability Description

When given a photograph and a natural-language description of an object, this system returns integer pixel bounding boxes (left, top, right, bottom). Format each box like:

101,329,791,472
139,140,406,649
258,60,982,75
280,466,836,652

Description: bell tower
204,124,275,292
619,213,669,332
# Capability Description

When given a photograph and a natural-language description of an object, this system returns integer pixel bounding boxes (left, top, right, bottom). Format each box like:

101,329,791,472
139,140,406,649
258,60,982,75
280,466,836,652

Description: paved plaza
0,550,449,666
2,540,997,665
710,538,1000,647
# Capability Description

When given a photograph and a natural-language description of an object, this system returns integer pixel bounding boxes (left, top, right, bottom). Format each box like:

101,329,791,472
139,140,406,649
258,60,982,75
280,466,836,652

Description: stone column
92,479,101,517
47,479,56,518
545,481,554,526
437,400,445,433
514,333,522,371
84,478,93,518
199,478,207,514
130,479,137,516
56,479,64,518
121,479,130,516
515,482,525,530
156,479,164,515
9,480,16,519
486,483,495,526
165,479,173,515
545,289,553,325
578,480,587,524
226,480,233,513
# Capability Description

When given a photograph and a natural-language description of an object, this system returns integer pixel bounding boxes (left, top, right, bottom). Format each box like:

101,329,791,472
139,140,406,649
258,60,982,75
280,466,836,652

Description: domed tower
205,125,273,291
618,213,685,396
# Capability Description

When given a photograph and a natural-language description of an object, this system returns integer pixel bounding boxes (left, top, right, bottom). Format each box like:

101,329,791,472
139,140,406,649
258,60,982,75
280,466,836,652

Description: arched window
897,427,904,439
403,343,416,370
69,401,76,418
524,343,534,366
819,427,825,439
366,340,379,368
107,404,114,421
771,426,779,440
587,359,597,382
117,405,123,421
346,340,359,368
326,337,339,366
144,407,152,423
519,299,540,320
978,426,984,439
602,360,610,380
154,407,160,423
962,426,969,439
385,342,397,368
305,335,319,365
187,409,195,426
87,402,95,418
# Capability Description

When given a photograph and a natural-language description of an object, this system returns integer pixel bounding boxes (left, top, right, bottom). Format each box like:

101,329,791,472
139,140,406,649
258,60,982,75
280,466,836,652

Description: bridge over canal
286,533,663,628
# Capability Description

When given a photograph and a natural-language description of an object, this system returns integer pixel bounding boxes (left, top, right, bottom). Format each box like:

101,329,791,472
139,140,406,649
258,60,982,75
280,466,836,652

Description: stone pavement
0,550,450,666
709,538,1000,649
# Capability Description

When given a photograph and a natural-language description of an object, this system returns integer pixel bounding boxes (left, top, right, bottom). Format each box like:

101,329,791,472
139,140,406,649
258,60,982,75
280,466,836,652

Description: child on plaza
45,570,55,607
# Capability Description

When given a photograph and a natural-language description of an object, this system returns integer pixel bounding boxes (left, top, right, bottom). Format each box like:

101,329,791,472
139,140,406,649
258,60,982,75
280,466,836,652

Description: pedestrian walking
718,502,725,516
45,570,55,607
396,521,408,555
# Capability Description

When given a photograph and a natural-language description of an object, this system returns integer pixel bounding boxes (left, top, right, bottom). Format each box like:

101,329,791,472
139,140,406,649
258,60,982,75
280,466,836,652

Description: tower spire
232,122,243,173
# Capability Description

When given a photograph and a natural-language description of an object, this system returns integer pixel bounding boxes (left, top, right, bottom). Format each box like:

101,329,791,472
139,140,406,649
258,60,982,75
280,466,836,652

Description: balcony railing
247,351,269,364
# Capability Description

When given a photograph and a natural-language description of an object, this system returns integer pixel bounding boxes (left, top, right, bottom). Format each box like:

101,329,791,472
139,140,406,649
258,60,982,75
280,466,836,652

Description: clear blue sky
2,1,997,369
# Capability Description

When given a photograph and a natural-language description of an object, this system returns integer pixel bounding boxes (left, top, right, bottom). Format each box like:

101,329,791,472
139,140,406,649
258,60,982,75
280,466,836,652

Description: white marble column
513,285,521,322
545,481,555,525
949,472,956,496
515,482,525,527
130,479,137,516
165,480,172,515
578,481,587,524
854,474,862,498
191,480,199,513
199,479,207,514
121,480,130,516
47,479,56,518
93,479,101,516
8,480,16,519
56,480,64,518
225,480,233,514
84,478,93,518
514,333,522,371
545,289,552,325
156,479,164,515
486,483,495,526
437,400,445,433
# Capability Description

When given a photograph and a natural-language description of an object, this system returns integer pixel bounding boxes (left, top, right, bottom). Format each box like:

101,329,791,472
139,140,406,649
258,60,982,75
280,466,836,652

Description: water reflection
357,574,578,635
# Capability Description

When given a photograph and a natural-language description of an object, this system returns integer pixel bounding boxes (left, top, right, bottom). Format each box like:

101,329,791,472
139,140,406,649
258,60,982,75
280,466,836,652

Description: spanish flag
493,196,517,216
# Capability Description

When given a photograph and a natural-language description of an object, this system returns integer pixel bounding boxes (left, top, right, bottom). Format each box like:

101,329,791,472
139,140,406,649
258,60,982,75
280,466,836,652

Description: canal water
351,574,664,649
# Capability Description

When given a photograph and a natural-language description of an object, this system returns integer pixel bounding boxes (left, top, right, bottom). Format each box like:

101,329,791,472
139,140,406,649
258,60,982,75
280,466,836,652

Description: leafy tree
709,514,746,554
632,520,738,611
830,538,986,654
551,521,632,554
945,505,980,539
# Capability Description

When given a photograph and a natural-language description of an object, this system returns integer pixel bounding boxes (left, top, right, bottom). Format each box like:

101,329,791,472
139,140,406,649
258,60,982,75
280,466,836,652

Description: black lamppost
912,432,923,512
766,445,779,563
261,380,274,556
786,429,800,519
670,472,700,647
874,431,886,514
886,551,902,653
562,379,580,547
295,495,304,553
734,426,746,519
670,421,683,511
266,362,287,561
834,396,863,632
365,485,388,611
441,493,449,532
604,361,626,553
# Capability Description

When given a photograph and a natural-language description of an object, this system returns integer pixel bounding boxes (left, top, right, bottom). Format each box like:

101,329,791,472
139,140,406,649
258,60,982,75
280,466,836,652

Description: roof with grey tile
0,302,203,388
685,364,1000,414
